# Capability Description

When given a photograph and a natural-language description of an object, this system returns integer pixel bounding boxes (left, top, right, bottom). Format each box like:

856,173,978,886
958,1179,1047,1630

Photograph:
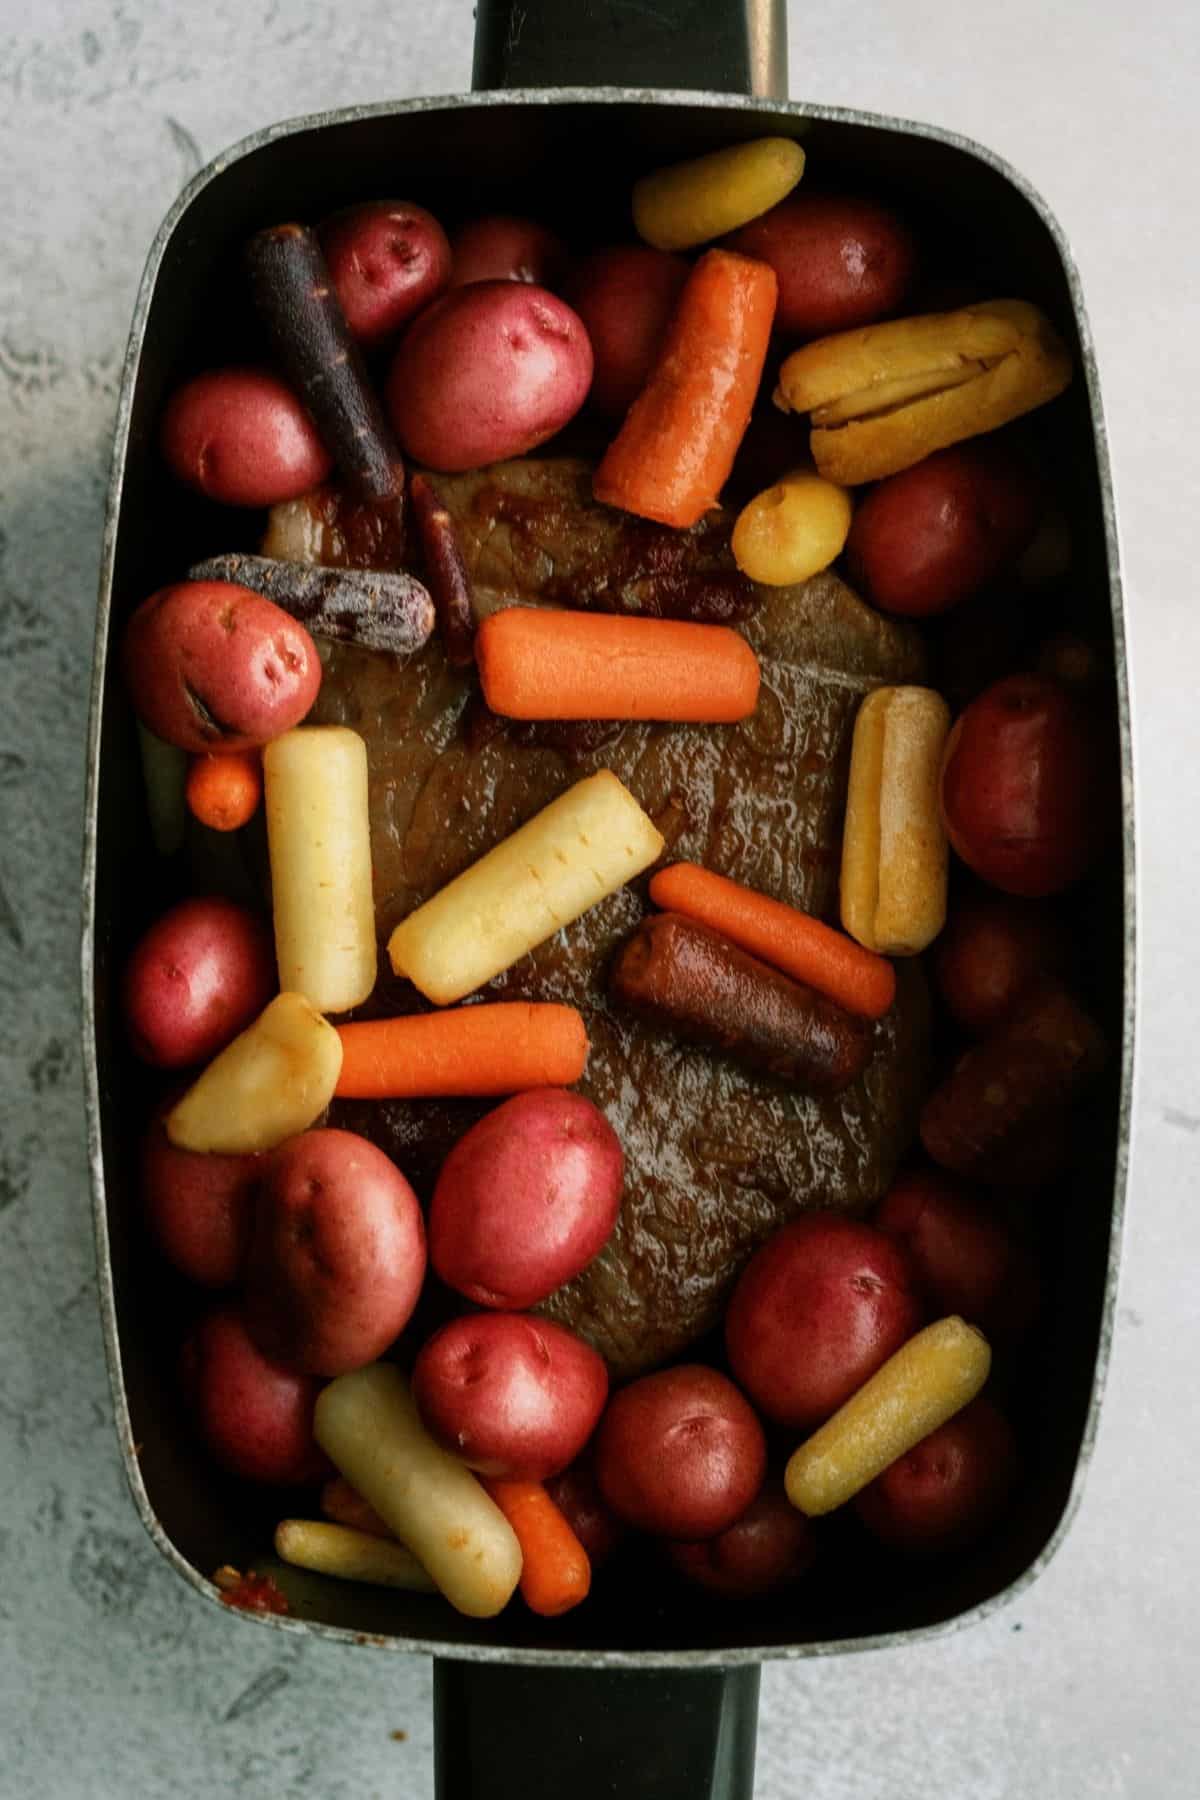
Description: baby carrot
482,1478,591,1618
593,248,777,529
335,1002,589,1099
185,749,262,831
476,607,760,724
649,862,896,1020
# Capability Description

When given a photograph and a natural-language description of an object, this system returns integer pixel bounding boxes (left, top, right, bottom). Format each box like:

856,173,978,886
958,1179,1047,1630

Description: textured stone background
1,1,1195,1794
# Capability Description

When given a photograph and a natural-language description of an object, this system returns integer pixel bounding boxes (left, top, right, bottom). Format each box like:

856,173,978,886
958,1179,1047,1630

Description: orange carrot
593,247,777,529
186,749,261,831
649,862,896,1020
481,1478,591,1618
320,1476,393,1539
335,1002,589,1099
476,607,760,724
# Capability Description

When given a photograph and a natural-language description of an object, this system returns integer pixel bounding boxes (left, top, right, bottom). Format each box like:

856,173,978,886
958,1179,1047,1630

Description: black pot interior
91,94,1126,1658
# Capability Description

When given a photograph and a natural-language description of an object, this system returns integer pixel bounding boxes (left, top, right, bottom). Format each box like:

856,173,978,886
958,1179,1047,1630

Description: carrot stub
185,750,262,832
593,248,778,529
481,1478,591,1618
335,1002,589,1099
476,607,760,724
649,862,896,1020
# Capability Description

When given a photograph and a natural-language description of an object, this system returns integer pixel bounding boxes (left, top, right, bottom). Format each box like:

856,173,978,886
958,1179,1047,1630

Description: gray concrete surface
1,1,1195,1794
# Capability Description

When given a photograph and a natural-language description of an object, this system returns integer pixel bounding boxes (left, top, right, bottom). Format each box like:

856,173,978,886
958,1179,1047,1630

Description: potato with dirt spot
319,200,451,345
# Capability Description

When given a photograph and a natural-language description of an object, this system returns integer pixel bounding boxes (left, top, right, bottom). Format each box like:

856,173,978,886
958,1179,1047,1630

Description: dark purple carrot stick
187,553,434,659
409,473,477,668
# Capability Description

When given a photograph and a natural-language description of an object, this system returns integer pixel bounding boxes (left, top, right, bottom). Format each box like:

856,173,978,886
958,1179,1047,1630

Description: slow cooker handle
472,0,788,98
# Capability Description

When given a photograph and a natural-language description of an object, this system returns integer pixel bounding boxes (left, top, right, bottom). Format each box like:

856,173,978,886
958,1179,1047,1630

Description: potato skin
853,1396,1018,1552
545,1457,627,1567
594,1365,766,1540
180,1306,328,1485
935,890,1067,1035
385,283,593,471
123,580,322,753
723,193,916,340
412,1313,608,1480
449,215,566,288
160,366,332,506
665,1481,816,1597
245,1129,426,1377
122,896,275,1070
564,245,689,415
141,1103,261,1286
874,1169,1040,1341
429,1089,623,1309
319,200,451,345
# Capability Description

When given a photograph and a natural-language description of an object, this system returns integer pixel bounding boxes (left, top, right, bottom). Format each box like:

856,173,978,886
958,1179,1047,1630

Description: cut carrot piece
476,607,760,724
185,750,262,832
335,1003,589,1099
648,862,896,1020
481,1478,591,1618
593,248,777,529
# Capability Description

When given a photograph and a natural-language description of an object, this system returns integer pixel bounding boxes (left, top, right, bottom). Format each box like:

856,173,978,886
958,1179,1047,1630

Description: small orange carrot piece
481,1478,591,1618
649,862,896,1020
320,1476,394,1540
185,749,262,831
476,608,760,723
335,1002,589,1099
593,247,777,529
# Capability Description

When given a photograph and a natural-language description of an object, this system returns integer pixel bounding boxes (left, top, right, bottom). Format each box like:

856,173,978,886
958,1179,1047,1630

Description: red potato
160,366,332,507
854,1396,1018,1553
386,283,593,472
723,192,916,340
245,1129,426,1377
141,1104,260,1285
845,443,1041,618
429,1089,623,1310
318,200,451,346
874,1169,1040,1341
724,1215,923,1431
564,246,690,416
412,1313,608,1480
450,215,567,288
123,580,322,754
180,1306,328,1485
665,1481,817,1598
935,890,1067,1035
545,1458,627,1567
122,896,275,1069
941,674,1105,897
594,1365,766,1540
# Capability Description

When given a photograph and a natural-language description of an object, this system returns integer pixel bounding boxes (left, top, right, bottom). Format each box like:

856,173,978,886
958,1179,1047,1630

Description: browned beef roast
273,458,931,1375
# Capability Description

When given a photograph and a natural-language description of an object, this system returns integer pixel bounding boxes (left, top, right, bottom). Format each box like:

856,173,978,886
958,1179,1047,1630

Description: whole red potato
180,1306,328,1485
854,1396,1018,1552
123,580,322,753
160,366,331,507
122,897,275,1069
450,215,566,288
845,443,1041,618
141,1103,260,1285
319,200,451,346
724,192,916,339
874,1169,1040,1340
594,1365,766,1540
665,1481,816,1598
386,283,593,471
724,1215,923,1431
564,245,689,416
413,1312,608,1480
935,890,1067,1035
429,1089,622,1310
246,1129,426,1377
545,1458,627,1567
941,674,1105,896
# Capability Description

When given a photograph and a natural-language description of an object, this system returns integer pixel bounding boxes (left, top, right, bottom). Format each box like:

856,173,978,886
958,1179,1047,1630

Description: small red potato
665,1481,817,1598
545,1457,627,1567
412,1312,608,1480
723,192,916,340
429,1089,623,1310
245,1129,426,1377
123,580,322,754
180,1306,328,1485
564,245,689,415
318,200,451,346
594,1365,766,1540
874,1169,1040,1341
450,215,567,288
141,1103,260,1285
160,366,332,507
845,443,1041,618
935,890,1067,1035
724,1215,923,1431
122,896,275,1069
854,1396,1018,1552
386,283,593,471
